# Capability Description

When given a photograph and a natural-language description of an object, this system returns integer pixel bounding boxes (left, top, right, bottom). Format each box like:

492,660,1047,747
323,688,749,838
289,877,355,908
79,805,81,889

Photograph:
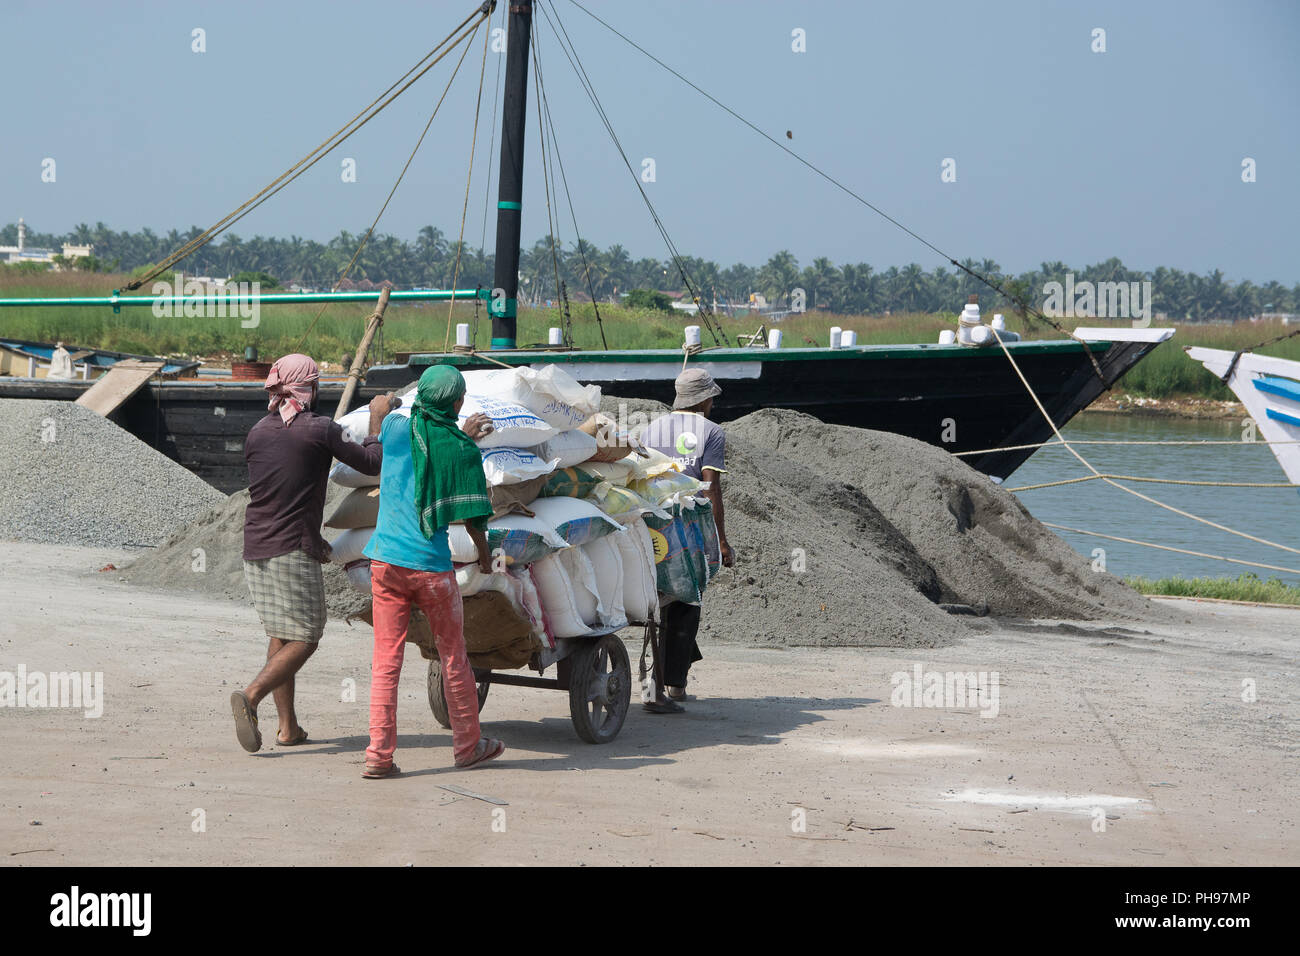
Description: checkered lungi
243,550,327,643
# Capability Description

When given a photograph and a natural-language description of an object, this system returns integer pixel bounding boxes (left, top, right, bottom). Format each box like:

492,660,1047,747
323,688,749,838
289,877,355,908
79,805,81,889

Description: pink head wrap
265,353,320,425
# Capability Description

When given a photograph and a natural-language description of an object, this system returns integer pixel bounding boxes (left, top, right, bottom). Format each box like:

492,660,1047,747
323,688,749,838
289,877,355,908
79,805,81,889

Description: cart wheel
426,659,490,729
568,633,631,744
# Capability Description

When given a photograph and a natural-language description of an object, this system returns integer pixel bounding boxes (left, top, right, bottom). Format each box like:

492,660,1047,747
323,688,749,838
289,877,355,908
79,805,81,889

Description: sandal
230,691,262,753
455,737,505,769
277,728,309,746
362,762,401,779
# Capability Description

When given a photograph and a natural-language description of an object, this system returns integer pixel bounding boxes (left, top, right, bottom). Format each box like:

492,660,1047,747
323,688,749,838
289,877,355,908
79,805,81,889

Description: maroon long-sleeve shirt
242,411,383,562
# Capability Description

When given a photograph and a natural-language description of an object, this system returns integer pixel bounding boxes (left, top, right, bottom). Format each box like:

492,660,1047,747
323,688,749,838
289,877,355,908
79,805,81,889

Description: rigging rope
990,325,1300,557
532,22,608,348
473,0,507,349
442,18,494,353
539,1,728,347
296,16,483,353
564,0,1102,374
530,23,568,345
127,4,491,292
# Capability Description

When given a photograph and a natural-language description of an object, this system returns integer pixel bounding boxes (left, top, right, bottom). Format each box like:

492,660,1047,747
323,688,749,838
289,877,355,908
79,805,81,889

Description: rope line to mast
127,4,491,291
564,0,1101,373
539,1,728,347
442,18,494,354
294,16,484,352
532,17,607,348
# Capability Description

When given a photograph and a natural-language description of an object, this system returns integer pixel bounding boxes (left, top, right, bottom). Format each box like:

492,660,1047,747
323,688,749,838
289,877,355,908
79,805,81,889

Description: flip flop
276,728,309,746
455,737,505,769
230,691,262,753
362,763,401,779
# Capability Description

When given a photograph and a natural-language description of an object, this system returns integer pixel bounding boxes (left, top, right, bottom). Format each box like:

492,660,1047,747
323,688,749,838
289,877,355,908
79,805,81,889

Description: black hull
0,337,1162,493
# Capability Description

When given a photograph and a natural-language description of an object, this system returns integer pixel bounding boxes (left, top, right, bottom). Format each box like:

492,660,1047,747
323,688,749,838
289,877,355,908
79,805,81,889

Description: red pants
368,561,480,766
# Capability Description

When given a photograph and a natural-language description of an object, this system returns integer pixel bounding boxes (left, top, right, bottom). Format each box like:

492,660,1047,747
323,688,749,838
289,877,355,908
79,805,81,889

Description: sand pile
0,399,224,547
118,483,369,620
723,408,1151,622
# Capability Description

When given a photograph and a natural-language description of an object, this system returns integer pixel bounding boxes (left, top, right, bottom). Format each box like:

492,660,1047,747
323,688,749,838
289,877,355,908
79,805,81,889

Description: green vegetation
624,289,674,312
1127,574,1300,606
3,221,1295,320
230,270,280,288
0,271,1295,402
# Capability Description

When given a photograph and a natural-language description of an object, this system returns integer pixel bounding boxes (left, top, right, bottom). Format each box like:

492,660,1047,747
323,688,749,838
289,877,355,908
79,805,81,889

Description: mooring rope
1010,474,1300,492
990,326,1300,557
955,438,1300,457
1041,522,1300,577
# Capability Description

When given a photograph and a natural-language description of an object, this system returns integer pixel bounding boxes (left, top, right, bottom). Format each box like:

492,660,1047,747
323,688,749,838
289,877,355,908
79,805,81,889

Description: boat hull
371,337,1169,480
0,334,1168,493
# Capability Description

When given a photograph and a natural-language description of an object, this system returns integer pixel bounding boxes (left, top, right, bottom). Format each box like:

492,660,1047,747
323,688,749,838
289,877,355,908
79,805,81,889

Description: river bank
1083,393,1244,419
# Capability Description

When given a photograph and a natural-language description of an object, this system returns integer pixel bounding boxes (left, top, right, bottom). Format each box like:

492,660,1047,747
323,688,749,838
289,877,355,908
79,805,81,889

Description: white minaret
17,217,25,253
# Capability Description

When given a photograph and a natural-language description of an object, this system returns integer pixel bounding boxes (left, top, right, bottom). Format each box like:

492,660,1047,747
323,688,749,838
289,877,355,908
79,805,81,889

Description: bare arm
701,468,733,567
467,522,493,574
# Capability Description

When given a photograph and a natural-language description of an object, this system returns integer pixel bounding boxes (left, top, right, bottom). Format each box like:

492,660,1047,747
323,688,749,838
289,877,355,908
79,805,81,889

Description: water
1007,413,1300,586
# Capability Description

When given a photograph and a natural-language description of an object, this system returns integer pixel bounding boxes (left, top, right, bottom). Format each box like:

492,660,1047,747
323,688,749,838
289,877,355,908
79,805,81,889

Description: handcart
426,618,664,745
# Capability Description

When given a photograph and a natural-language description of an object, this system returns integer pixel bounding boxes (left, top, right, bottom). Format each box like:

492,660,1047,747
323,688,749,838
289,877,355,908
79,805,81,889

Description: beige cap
673,367,722,410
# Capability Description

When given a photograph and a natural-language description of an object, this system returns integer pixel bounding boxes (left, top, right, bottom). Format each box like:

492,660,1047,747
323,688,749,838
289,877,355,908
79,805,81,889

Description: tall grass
1127,574,1300,605
2,270,1296,396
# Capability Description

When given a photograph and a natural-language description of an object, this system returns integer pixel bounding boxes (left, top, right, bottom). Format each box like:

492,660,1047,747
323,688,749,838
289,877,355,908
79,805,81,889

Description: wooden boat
1186,346,1300,488
0,337,200,381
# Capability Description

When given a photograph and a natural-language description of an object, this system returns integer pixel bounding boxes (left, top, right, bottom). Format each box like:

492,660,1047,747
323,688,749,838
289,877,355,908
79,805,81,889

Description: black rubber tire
568,634,631,744
426,659,490,729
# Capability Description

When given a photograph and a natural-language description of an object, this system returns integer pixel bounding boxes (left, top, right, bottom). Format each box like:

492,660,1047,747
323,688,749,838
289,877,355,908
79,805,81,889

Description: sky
1,0,1296,282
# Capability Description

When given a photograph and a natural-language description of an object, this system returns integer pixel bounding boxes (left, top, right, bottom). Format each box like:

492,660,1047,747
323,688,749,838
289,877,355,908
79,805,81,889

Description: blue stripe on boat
1264,407,1300,427
1252,375,1300,403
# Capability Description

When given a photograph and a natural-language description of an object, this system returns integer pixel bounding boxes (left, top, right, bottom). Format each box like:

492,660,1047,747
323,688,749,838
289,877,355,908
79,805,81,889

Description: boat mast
490,0,532,350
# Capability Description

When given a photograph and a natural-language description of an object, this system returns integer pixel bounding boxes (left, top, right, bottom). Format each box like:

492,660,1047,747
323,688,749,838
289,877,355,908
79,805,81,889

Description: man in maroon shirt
230,354,391,753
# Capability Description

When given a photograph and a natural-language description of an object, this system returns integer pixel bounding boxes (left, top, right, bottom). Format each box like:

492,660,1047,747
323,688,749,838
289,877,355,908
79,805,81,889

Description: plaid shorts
243,550,327,643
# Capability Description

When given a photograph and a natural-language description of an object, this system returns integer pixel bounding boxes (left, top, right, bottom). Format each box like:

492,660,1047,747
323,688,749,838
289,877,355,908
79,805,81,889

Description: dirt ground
2,543,1296,866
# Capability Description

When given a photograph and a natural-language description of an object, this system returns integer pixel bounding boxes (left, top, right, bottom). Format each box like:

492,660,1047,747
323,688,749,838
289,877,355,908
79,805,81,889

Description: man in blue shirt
361,367,505,776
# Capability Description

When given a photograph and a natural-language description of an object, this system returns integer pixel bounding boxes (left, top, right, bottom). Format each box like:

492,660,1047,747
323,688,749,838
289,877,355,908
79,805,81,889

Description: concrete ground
1,543,1296,866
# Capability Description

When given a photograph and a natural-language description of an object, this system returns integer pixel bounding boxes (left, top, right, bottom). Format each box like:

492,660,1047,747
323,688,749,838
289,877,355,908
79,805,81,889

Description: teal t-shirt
362,413,453,572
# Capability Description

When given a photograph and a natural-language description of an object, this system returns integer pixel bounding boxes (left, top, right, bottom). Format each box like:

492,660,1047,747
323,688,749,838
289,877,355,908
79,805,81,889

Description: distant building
0,218,93,266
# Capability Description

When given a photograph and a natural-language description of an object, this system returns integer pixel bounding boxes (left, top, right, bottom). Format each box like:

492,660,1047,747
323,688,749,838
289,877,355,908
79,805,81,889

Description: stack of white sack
324,366,664,654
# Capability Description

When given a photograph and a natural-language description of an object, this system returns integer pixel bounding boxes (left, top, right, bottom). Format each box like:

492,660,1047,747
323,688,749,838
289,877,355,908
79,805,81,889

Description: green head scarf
410,366,492,538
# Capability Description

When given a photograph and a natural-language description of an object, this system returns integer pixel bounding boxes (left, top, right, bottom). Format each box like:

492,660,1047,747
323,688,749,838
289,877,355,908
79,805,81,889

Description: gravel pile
0,399,224,547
